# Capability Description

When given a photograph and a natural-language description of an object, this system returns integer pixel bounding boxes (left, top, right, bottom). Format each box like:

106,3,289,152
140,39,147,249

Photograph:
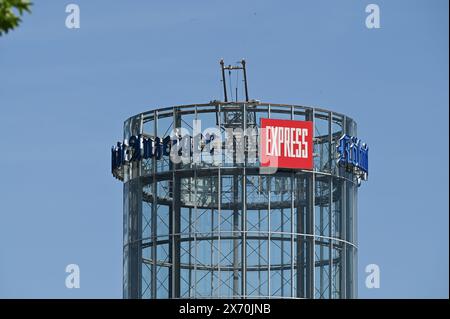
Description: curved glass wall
116,102,358,299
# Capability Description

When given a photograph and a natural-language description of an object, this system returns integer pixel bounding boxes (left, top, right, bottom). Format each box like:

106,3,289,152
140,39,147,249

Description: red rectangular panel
260,118,313,169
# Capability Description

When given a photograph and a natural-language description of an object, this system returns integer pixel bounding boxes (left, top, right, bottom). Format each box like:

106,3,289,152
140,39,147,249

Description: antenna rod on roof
220,59,228,102
241,59,249,102
219,58,249,102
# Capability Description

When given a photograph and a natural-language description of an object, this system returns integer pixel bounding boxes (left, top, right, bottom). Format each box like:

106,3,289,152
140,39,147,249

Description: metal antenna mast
220,59,249,102
218,59,254,296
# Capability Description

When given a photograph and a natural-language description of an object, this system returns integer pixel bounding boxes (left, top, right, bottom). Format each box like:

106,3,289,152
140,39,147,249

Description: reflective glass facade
114,102,358,299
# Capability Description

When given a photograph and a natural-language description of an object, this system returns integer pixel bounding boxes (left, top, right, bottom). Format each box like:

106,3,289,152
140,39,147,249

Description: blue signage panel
111,134,217,173
336,134,369,180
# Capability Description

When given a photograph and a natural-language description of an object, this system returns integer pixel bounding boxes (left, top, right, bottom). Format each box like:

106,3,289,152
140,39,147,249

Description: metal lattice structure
113,101,359,299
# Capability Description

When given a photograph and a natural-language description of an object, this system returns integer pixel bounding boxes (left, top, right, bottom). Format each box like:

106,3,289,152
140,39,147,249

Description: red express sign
260,118,313,169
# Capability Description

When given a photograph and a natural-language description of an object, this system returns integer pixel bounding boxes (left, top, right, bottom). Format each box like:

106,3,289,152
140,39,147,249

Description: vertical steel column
241,103,247,298
210,183,214,296
353,182,358,298
309,174,315,299
329,175,333,299
346,182,354,298
319,118,325,297
193,106,198,298
123,183,128,298
231,104,240,297
340,115,347,299
306,108,315,299
188,207,192,297
171,107,181,298
129,114,143,299
328,112,333,299
296,173,305,298
136,180,143,298
320,190,324,298
353,118,358,299
151,110,158,298
217,103,222,297
241,170,247,298
354,185,358,298
290,106,295,298
126,178,143,299
258,207,262,297
232,177,239,296
290,173,295,298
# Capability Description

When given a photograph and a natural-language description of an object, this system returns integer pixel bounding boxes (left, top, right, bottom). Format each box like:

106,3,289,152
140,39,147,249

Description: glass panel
314,239,330,299
331,242,342,299
156,204,169,237
314,112,330,172
346,181,354,243
156,266,169,298
142,201,152,240
141,262,152,299
331,178,342,240
315,178,330,237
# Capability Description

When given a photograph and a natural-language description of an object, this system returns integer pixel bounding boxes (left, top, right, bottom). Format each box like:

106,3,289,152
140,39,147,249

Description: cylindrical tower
112,102,367,299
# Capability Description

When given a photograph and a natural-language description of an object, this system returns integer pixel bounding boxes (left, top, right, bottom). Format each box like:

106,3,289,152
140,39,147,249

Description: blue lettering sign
111,133,217,173
337,134,369,181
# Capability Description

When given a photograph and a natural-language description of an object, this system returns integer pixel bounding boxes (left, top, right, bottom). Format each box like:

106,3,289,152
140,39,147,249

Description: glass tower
112,102,359,299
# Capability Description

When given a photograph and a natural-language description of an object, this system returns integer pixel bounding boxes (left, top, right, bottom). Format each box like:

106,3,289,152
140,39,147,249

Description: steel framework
114,101,359,299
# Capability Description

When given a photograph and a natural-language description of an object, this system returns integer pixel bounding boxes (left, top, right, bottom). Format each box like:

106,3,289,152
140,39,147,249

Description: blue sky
0,0,448,298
